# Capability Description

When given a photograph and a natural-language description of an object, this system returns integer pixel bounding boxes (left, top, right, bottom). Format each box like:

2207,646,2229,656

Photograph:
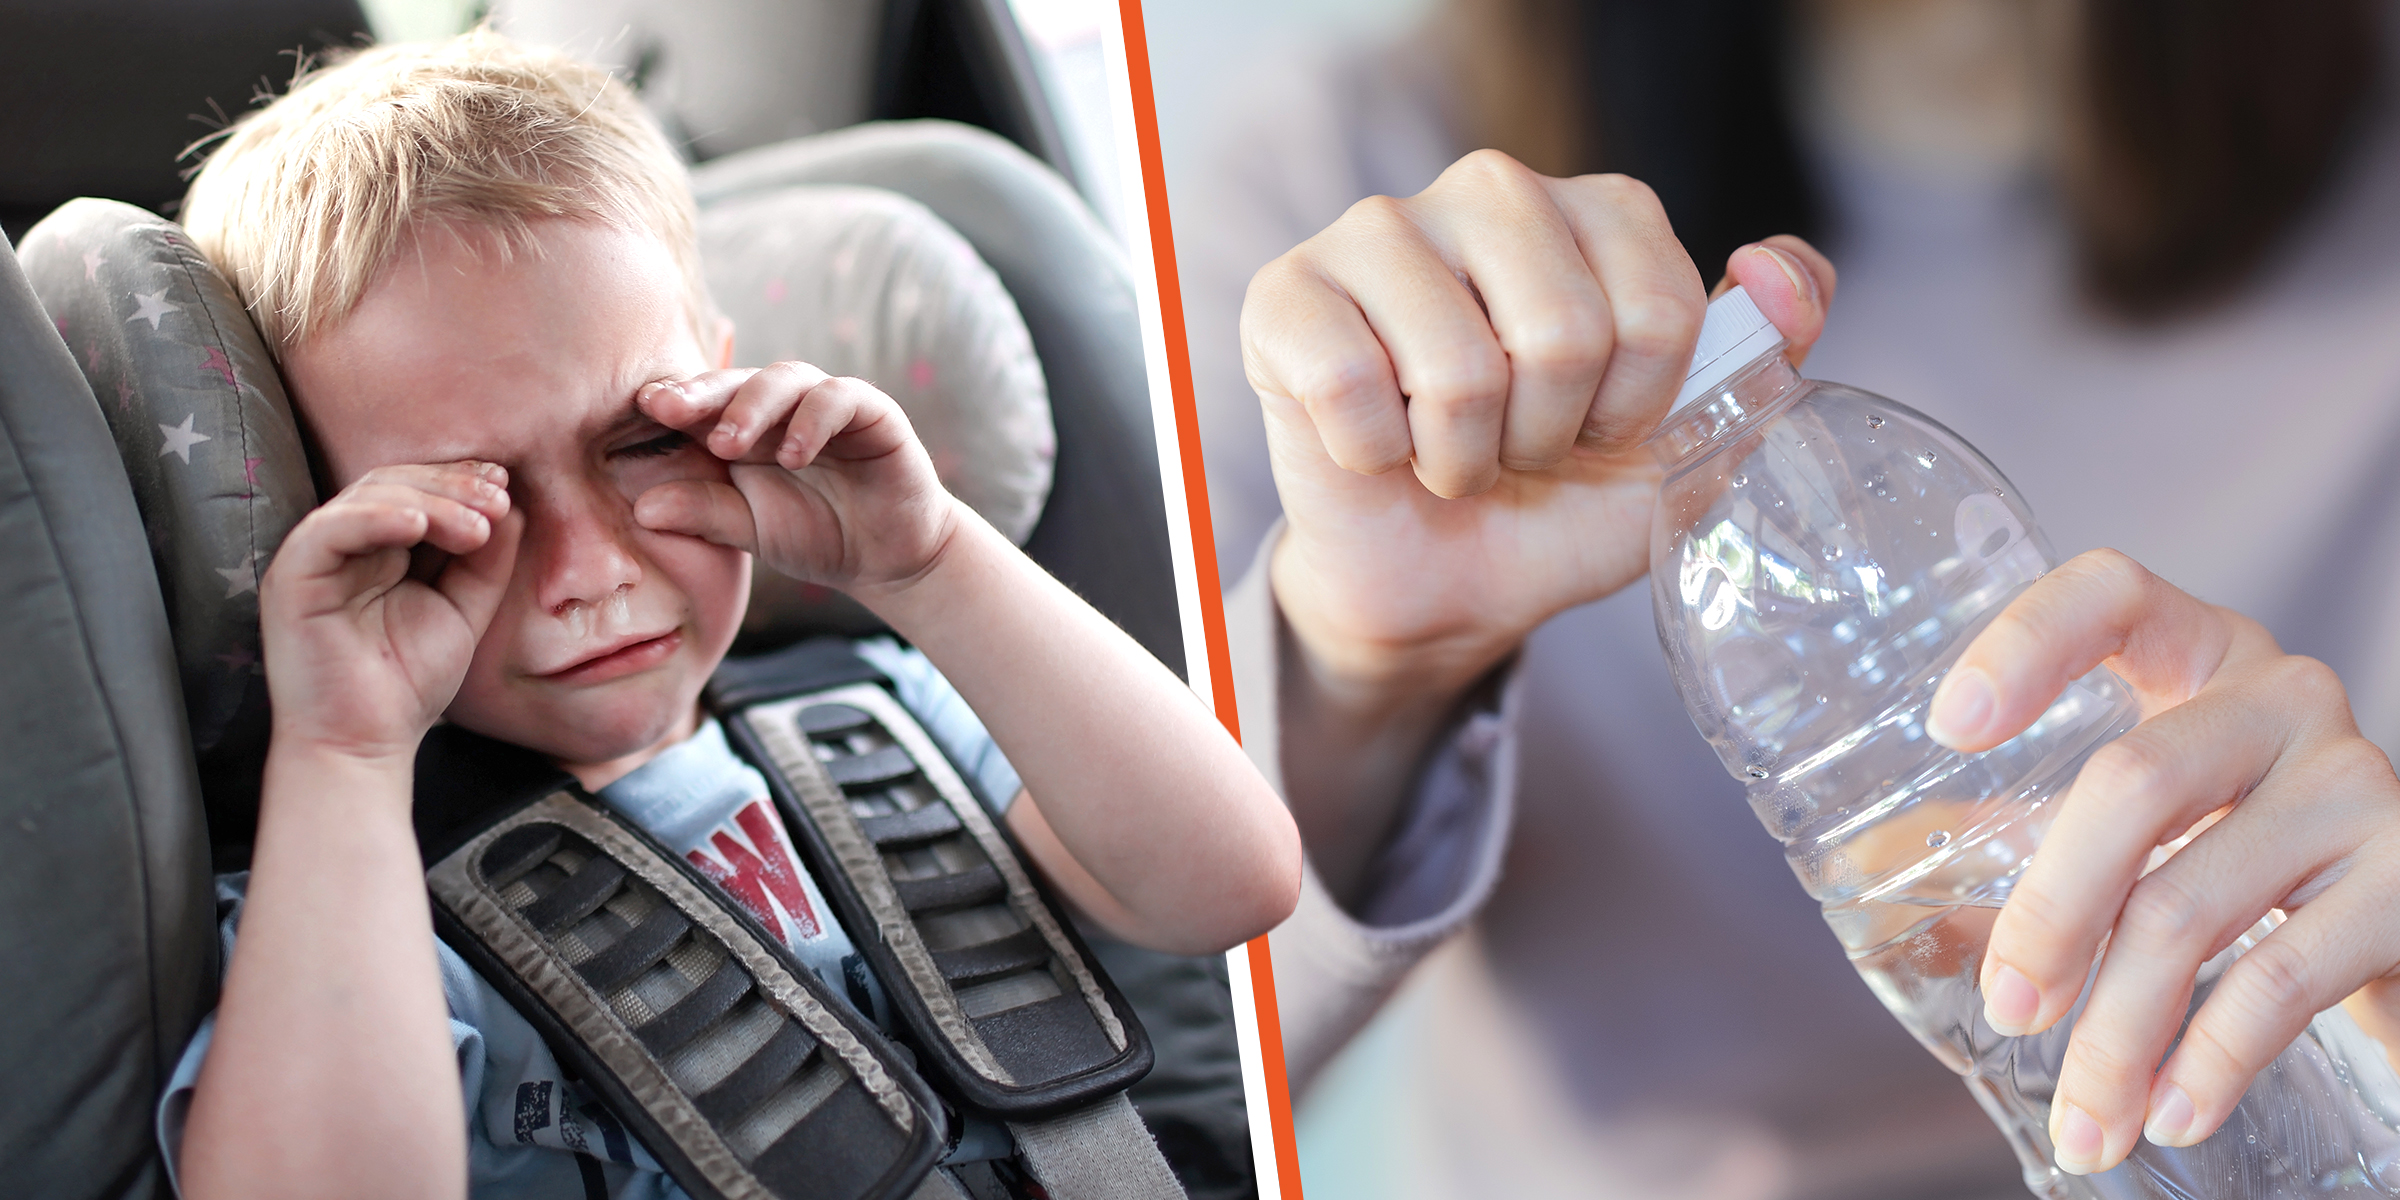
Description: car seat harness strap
428,790,945,1200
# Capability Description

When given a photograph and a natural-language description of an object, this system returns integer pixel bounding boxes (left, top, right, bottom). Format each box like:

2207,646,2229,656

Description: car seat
2,93,1209,1200
0,2,1214,1190
0,217,218,1200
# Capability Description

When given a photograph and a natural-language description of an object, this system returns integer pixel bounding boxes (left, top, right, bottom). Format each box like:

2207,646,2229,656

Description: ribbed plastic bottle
1647,287,2400,1198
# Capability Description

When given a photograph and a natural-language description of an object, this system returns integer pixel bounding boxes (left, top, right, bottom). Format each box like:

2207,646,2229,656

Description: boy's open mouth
538,630,682,685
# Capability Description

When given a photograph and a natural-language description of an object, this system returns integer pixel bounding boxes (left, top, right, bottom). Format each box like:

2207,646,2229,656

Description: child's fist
260,460,520,764
632,366,961,593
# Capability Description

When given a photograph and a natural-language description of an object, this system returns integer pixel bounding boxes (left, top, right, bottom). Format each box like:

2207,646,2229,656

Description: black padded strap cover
710,639,1153,1119
416,737,943,1200
709,637,893,711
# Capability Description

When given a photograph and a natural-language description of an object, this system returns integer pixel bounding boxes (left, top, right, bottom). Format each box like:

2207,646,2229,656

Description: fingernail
1754,244,1817,306
2054,1102,2104,1174
1984,962,2039,1035
2145,1083,2195,1147
1928,667,1995,749
713,420,738,443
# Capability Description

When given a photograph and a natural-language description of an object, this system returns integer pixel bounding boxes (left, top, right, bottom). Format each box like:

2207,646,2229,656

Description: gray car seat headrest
18,198,314,847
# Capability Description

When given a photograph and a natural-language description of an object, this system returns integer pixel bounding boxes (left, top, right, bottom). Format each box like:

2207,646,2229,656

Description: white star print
216,551,259,598
158,414,211,463
82,250,105,282
126,289,178,331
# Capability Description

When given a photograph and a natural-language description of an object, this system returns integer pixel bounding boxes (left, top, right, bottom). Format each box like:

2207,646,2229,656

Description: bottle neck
1648,353,1807,466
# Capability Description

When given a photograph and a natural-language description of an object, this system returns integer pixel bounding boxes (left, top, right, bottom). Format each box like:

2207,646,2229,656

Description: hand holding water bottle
1245,150,1835,706
1240,149,1834,896
1930,550,2400,1175
1652,284,2400,1195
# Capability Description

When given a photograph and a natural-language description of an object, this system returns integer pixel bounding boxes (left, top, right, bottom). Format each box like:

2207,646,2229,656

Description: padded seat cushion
0,224,215,1200
18,198,313,832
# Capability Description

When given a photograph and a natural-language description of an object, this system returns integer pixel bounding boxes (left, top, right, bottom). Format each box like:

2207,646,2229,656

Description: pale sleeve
151,873,501,1198
1229,525,1521,1094
852,635,1023,815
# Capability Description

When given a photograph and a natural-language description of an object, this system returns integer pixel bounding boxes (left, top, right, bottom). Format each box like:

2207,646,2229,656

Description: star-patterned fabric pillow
697,185,1055,642
19,198,314,833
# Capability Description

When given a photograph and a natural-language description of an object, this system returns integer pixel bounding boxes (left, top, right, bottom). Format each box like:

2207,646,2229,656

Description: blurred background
1149,17,1450,1200
0,0,1133,248
1144,1,2400,1198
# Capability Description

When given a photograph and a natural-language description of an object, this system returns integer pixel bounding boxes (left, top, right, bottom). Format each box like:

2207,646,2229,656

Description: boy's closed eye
611,428,694,460
607,423,720,509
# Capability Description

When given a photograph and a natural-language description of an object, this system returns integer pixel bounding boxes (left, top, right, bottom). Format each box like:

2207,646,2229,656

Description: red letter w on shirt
688,800,823,943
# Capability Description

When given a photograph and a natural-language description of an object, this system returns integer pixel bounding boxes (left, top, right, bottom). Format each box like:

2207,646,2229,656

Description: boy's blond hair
181,29,709,353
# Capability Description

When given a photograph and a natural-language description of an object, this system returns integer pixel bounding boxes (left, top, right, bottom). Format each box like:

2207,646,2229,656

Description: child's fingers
1983,679,2297,1040
270,464,510,603
635,369,762,434
1926,549,2235,753
772,376,914,471
711,362,835,462
2038,734,2365,1172
633,478,759,552
343,461,512,523
275,502,432,586
434,507,524,640
2149,841,2400,1149
336,482,496,557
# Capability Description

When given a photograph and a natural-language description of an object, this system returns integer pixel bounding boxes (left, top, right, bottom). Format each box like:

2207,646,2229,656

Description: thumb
636,479,760,553
1715,236,1837,368
439,507,523,641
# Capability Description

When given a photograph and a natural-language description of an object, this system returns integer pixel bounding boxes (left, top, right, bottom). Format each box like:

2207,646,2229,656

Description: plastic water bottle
1647,287,2400,1198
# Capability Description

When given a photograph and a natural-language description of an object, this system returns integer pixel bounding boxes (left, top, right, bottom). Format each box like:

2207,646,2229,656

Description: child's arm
1927,548,2400,1177
180,462,518,1200
637,369,1301,955
867,515,1300,955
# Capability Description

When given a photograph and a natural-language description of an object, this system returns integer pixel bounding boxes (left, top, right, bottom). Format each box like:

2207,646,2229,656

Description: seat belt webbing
1008,1094,1185,1200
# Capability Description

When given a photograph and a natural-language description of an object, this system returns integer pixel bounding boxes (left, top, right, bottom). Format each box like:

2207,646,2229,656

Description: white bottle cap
1672,285,1788,412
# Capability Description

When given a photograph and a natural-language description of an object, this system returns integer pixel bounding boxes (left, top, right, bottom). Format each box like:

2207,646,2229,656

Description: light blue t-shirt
157,640,1020,1197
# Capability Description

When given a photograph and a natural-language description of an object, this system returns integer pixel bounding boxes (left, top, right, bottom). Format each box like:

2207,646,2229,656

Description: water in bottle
1647,287,2400,1198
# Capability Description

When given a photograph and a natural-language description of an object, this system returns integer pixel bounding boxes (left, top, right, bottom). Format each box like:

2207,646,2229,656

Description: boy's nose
528,492,644,616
